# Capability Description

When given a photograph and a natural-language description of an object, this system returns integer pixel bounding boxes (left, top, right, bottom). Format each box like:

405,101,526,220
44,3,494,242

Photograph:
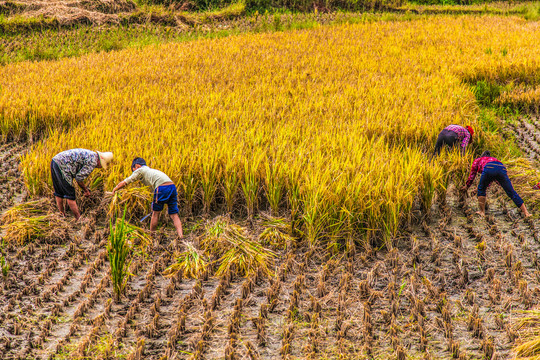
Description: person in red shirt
432,125,474,157
461,151,530,217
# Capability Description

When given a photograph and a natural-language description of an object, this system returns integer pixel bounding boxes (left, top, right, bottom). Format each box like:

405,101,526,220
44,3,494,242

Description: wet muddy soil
0,141,539,360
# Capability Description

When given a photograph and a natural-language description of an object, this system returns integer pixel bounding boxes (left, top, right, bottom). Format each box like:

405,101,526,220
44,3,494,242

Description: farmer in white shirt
112,158,183,243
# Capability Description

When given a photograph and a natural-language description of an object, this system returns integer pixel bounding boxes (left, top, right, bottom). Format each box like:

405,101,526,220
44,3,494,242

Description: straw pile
23,5,120,25
0,199,70,244
1,0,136,25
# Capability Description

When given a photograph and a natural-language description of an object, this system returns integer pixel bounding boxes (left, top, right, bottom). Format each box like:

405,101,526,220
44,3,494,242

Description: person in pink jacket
461,150,530,217
433,124,474,157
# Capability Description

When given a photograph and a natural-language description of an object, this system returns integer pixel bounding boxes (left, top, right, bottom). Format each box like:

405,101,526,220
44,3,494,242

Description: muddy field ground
0,137,540,360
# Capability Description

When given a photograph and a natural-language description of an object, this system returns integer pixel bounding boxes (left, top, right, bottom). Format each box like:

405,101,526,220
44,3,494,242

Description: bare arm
113,180,127,194
76,180,91,196
464,159,479,189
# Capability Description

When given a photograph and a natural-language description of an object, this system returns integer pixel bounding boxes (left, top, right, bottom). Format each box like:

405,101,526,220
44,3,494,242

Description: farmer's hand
112,181,126,195
84,189,91,197
460,186,468,197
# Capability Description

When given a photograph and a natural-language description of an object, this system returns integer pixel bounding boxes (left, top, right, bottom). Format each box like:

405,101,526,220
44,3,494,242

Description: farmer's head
97,151,114,169
131,157,147,171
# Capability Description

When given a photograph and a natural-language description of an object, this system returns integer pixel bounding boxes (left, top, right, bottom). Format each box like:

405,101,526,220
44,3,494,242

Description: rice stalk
258,214,294,250
181,169,199,216
264,161,285,216
164,242,207,279
108,208,132,302
223,165,241,214
105,186,152,220
122,220,152,255
211,223,275,278
1,213,68,245
201,158,220,214
0,239,9,277
241,154,264,219
0,198,51,225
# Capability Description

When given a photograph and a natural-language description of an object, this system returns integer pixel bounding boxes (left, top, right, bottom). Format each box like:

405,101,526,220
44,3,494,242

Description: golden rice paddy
1,15,539,245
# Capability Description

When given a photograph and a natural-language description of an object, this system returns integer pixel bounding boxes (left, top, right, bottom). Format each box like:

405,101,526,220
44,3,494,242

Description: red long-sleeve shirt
465,156,500,188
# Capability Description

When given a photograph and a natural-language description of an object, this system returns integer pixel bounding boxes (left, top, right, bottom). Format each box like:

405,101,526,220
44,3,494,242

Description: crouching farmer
51,149,114,220
432,125,474,157
112,158,184,244
461,151,531,218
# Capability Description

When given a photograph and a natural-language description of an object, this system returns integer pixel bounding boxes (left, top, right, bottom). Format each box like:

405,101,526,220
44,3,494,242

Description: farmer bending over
112,158,184,242
461,150,531,218
432,125,474,157
51,149,114,220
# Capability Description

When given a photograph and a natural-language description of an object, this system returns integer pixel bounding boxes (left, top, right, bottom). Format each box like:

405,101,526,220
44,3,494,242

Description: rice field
2,10,540,360
3,15,540,246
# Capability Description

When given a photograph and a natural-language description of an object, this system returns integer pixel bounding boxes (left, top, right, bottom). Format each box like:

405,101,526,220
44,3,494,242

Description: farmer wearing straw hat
461,150,531,218
432,125,474,157
51,149,114,220
112,157,184,244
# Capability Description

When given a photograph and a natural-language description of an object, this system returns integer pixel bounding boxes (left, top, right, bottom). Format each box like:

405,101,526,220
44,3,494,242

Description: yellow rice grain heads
11,17,540,250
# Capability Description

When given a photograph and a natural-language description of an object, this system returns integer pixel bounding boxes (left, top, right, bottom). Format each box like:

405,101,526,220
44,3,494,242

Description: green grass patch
473,80,509,107
476,108,522,159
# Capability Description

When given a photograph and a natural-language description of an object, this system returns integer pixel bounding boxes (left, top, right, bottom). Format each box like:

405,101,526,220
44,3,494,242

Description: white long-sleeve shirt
124,166,172,191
